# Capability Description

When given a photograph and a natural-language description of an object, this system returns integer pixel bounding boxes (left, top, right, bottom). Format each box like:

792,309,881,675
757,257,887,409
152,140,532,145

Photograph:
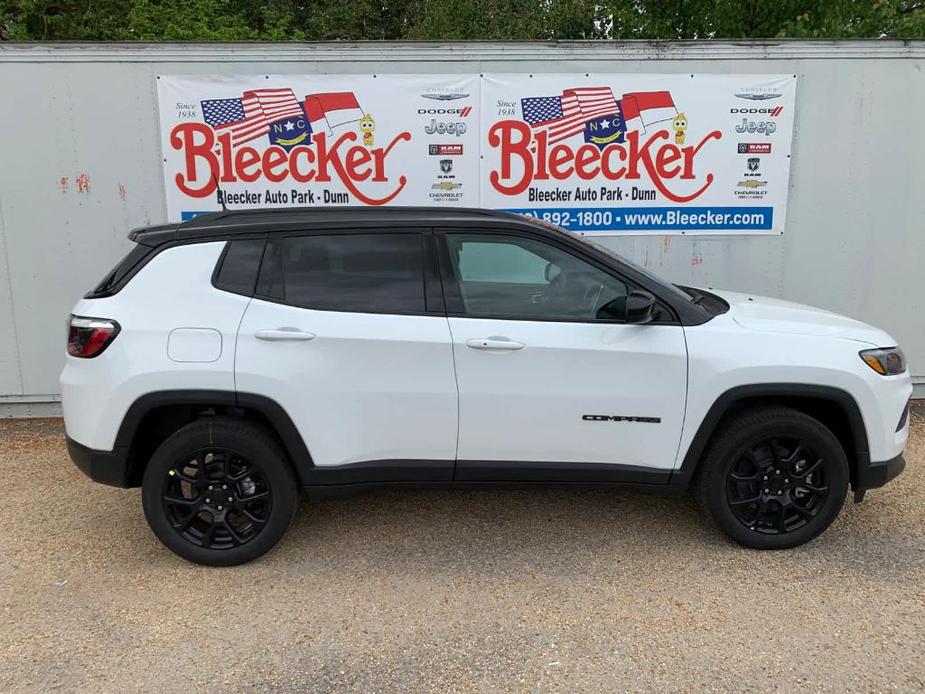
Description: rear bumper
66,436,131,488
855,453,906,492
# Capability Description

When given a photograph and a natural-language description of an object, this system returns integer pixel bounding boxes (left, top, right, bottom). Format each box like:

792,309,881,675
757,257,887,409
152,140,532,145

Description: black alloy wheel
725,437,830,535
161,448,272,550
697,407,849,549
142,419,298,566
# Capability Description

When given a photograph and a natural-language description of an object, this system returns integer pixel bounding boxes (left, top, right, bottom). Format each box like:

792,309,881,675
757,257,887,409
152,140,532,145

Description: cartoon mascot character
672,113,688,145
359,114,375,147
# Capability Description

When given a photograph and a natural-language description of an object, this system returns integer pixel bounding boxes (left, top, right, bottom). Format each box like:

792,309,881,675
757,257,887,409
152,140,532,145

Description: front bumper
854,452,906,498
66,436,132,488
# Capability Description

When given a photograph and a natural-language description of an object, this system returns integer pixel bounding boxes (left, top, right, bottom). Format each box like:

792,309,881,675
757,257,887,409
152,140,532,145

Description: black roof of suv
129,207,542,246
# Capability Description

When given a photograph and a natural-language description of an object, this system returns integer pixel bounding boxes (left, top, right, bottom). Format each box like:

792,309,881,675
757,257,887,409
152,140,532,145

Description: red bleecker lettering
488,121,723,203
488,120,534,195
218,132,236,183
680,131,720,179
289,146,316,183
172,123,218,198
234,147,261,183
314,130,410,204
625,130,722,201
548,145,574,180
574,144,600,180
601,143,626,179
169,123,412,206
346,146,373,182
263,146,290,183
370,131,410,182
654,143,683,178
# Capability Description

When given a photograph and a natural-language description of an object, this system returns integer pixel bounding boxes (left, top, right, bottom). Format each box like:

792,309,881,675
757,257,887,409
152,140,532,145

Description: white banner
157,73,796,234
157,74,481,220
482,74,796,235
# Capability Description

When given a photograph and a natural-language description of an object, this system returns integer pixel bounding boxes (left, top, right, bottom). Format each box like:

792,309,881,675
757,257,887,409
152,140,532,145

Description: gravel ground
1,409,924,693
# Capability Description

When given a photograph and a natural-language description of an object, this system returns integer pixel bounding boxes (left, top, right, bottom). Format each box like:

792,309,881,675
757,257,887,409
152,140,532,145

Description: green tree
126,0,256,40
601,0,925,39
404,0,601,40
2,0,924,41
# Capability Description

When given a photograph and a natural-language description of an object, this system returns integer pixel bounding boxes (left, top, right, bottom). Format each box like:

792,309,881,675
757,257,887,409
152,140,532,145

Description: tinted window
268,233,425,313
214,239,265,295
447,234,629,321
457,241,548,284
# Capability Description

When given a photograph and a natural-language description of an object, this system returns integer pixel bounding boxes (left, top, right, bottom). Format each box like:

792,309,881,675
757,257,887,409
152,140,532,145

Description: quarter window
260,233,426,314
446,234,629,321
213,238,265,296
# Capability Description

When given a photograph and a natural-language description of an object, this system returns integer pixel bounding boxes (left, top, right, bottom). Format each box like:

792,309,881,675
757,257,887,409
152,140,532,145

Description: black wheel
142,418,298,566
697,407,849,549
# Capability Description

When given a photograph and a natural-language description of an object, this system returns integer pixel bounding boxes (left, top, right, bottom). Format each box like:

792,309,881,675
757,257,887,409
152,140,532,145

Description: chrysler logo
421,93,469,101
735,92,782,101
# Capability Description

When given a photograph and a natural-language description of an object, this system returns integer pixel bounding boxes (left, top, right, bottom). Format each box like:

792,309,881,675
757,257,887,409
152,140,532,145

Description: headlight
859,347,906,376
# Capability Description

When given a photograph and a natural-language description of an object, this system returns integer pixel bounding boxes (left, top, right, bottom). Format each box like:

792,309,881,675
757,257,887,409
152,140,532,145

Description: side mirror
544,262,561,282
625,289,657,324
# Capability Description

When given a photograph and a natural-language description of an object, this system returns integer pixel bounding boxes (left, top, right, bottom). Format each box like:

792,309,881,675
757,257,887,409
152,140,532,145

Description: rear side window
213,239,265,296
258,233,425,314
84,243,154,298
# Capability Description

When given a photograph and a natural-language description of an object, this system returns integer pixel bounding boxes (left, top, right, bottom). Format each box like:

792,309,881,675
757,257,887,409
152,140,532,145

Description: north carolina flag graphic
201,88,305,146
304,92,366,134
521,87,619,145
619,91,678,134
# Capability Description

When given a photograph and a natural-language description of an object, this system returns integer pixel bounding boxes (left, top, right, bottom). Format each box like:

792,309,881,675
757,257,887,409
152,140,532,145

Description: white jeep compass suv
61,208,911,565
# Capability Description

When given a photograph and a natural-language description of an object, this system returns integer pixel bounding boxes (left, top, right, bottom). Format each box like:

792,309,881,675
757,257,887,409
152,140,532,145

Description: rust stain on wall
118,183,127,200
58,176,68,193
691,241,704,266
76,173,91,194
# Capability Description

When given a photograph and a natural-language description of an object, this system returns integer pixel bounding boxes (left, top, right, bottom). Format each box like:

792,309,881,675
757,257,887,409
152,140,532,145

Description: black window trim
250,227,445,318
84,243,157,299
434,228,680,326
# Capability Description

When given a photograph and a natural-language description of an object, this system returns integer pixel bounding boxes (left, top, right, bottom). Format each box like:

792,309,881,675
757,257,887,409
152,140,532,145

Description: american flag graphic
201,88,305,146
521,87,620,145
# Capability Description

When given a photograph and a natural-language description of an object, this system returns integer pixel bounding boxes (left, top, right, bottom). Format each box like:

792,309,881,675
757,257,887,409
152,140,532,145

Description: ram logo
582,414,662,423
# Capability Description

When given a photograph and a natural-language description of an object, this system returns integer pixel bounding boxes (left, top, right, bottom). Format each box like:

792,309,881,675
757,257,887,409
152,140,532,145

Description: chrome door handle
465,337,525,351
255,328,316,342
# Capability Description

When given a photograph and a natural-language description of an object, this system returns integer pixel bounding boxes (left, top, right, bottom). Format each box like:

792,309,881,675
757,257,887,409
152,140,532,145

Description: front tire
697,407,849,549
142,418,298,566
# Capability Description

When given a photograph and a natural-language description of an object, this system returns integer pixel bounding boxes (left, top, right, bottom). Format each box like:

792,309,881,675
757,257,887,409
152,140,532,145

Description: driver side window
447,234,629,321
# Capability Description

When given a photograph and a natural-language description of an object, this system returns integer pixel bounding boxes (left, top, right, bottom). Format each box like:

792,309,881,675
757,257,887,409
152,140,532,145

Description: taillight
67,315,120,358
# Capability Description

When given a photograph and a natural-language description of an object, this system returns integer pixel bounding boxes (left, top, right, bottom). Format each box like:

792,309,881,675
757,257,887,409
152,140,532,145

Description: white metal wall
0,40,923,411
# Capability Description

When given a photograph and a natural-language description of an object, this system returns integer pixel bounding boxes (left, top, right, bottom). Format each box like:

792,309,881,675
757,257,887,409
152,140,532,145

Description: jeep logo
735,119,776,136
424,119,467,137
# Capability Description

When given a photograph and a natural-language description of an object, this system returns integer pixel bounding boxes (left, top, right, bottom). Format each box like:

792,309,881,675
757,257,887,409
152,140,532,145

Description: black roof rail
127,206,534,245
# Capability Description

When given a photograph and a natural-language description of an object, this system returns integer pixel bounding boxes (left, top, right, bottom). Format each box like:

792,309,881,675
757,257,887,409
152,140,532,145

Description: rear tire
696,406,849,549
141,418,298,566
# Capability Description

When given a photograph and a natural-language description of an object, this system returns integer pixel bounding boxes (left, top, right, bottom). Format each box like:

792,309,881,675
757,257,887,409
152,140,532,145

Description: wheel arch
116,390,313,486
673,384,870,490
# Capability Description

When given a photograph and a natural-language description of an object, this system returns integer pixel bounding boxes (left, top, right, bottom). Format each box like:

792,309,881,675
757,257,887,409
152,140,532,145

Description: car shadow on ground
5,417,923,580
